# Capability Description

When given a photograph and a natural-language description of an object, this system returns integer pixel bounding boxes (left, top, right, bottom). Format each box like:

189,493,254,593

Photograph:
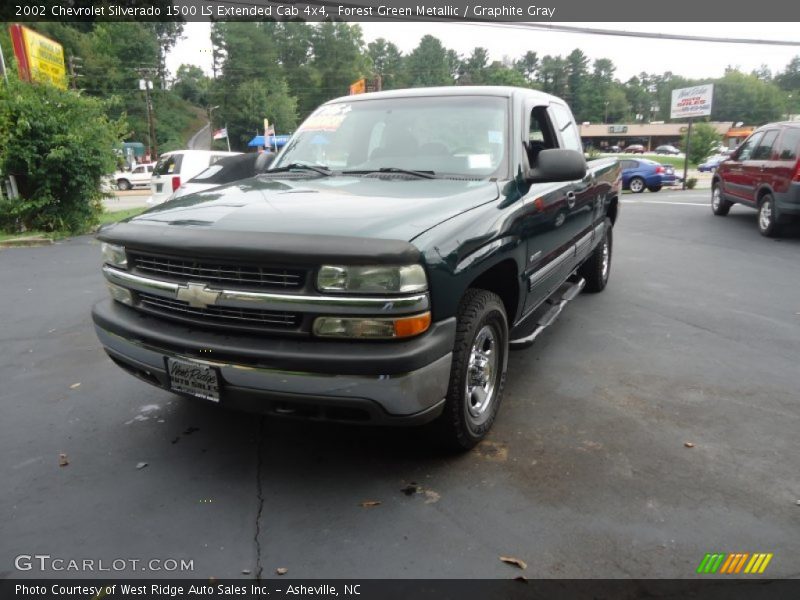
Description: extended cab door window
775,128,800,161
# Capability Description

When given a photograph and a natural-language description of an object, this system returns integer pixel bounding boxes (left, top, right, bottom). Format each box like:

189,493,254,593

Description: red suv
712,122,800,236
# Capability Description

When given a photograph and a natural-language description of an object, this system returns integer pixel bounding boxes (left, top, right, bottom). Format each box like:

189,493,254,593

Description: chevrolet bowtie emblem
175,282,221,308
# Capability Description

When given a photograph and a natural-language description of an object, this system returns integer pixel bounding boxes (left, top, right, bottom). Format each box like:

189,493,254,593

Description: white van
149,150,241,204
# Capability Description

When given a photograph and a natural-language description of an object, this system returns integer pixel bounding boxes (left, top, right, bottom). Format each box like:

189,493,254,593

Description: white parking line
624,200,708,206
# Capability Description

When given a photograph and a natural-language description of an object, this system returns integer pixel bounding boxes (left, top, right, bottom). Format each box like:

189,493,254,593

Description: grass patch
0,230,50,242
97,207,146,226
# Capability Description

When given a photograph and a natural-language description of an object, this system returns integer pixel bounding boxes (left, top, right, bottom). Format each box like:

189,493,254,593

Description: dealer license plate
166,357,220,403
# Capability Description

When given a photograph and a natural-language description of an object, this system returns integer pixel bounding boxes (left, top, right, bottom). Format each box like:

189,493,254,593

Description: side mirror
526,149,587,183
255,152,276,172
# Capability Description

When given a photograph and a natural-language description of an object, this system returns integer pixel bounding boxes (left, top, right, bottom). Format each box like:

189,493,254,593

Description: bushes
0,80,126,233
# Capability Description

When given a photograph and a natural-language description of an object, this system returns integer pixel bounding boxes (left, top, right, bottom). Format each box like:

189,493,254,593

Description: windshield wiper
266,163,332,176
343,167,436,179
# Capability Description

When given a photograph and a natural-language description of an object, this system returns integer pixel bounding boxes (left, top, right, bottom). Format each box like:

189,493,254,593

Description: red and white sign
670,84,714,119
212,128,228,140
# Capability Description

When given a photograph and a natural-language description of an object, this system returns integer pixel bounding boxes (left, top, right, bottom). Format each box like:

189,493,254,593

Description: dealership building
579,122,755,152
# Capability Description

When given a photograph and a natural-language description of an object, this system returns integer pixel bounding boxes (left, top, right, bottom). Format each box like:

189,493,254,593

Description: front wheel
436,289,508,451
579,218,613,293
116,179,131,191
629,177,645,193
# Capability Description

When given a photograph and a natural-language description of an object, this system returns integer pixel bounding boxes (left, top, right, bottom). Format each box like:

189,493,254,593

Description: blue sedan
698,155,727,172
620,158,670,193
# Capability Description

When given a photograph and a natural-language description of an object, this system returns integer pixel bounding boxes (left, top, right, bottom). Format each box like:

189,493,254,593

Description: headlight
101,242,127,268
313,312,431,339
317,265,427,293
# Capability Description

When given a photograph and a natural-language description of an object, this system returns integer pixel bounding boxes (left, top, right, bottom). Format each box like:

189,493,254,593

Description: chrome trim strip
528,245,575,289
102,266,429,315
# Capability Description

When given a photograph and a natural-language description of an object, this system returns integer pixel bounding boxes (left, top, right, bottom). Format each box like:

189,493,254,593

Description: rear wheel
116,179,131,191
629,177,645,194
435,289,508,451
711,185,731,216
758,194,780,237
579,218,613,293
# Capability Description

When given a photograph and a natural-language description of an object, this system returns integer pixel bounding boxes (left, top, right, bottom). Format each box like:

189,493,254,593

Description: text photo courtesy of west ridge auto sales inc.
1,2,799,599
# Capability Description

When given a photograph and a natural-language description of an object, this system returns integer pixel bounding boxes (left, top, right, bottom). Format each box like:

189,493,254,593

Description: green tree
367,38,405,90
0,80,126,233
514,51,539,84
683,122,721,165
711,70,784,124
224,79,298,150
566,49,590,120
405,35,454,87
173,64,211,106
309,22,368,107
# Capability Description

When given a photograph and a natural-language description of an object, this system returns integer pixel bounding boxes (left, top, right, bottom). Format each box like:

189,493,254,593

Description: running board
509,277,586,349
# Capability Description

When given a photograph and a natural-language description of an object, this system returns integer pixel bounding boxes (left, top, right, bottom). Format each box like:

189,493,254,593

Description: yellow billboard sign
349,78,366,95
10,25,67,89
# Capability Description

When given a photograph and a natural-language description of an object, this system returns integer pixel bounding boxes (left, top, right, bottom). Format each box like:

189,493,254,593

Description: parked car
149,150,241,204
654,145,681,155
114,163,155,191
93,86,621,450
607,145,622,153
623,144,645,154
170,152,276,200
620,158,668,192
712,121,800,237
698,155,727,173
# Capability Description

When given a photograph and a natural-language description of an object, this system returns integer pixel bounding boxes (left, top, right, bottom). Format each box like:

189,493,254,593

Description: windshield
272,95,509,178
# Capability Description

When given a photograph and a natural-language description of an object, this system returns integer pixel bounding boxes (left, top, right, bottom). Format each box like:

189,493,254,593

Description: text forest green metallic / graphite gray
91,86,620,437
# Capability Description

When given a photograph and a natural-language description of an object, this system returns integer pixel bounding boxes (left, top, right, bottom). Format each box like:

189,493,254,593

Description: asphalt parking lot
1,190,799,580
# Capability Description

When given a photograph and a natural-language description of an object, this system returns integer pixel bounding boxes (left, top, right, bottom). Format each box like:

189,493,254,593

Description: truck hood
125,175,499,242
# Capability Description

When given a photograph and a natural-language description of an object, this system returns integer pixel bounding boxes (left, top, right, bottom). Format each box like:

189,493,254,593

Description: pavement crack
254,417,266,581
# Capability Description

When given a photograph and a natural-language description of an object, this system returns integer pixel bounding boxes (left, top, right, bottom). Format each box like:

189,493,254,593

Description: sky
166,21,800,82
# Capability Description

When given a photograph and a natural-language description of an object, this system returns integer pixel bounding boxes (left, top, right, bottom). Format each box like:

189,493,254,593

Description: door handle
566,191,576,209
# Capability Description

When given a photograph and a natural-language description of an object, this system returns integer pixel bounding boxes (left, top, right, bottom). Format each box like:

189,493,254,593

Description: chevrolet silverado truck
92,86,620,450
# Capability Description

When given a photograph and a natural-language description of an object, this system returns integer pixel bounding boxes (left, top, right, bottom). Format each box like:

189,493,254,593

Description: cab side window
526,106,556,167
736,132,764,161
750,130,779,161
549,103,583,153
775,128,800,161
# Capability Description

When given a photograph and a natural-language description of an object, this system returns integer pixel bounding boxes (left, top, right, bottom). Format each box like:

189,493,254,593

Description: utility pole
67,56,83,90
682,119,693,191
137,69,158,161
0,38,9,85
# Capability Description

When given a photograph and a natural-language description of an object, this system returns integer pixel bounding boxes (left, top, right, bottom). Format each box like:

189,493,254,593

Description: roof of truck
325,86,563,106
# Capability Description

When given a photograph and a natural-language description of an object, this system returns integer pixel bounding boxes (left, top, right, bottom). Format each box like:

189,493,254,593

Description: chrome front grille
137,292,299,331
130,252,304,290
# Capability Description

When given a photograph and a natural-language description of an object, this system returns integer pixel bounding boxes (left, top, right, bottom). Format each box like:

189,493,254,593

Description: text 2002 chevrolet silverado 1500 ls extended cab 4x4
92,87,620,450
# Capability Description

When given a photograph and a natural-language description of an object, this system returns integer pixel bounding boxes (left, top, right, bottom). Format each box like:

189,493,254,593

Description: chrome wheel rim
630,178,643,193
712,188,720,211
465,325,499,425
554,212,566,227
601,236,610,281
759,201,772,231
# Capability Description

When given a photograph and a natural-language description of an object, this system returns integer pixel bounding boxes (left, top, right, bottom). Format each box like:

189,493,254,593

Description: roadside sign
670,84,714,119
349,78,366,95
9,24,67,89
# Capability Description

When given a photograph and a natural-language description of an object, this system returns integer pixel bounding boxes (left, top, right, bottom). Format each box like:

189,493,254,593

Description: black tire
757,194,780,237
579,218,613,293
629,177,645,194
711,184,731,216
648,185,662,193
435,289,508,451
116,179,131,191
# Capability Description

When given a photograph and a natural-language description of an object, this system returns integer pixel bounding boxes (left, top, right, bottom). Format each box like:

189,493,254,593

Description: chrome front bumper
95,324,451,425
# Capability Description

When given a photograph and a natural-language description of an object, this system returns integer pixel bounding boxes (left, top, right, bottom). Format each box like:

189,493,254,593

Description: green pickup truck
92,86,620,450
